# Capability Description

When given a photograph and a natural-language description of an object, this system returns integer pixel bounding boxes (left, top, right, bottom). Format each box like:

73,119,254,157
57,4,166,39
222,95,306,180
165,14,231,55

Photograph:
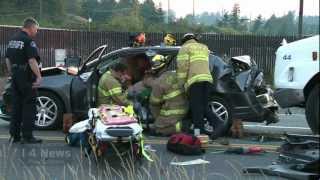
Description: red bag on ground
167,133,204,155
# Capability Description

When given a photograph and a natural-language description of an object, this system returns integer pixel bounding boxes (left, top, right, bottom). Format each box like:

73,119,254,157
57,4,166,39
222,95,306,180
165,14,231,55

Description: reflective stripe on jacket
149,71,188,120
97,71,130,106
176,39,213,90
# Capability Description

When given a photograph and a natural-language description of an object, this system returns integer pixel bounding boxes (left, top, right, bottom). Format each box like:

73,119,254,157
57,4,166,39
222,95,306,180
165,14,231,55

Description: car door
70,45,107,116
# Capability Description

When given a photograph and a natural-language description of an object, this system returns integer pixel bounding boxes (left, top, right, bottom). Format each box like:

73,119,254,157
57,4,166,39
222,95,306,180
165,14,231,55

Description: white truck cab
274,35,319,134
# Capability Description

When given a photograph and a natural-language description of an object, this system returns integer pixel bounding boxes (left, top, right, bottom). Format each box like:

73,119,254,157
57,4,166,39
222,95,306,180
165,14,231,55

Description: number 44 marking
283,54,292,60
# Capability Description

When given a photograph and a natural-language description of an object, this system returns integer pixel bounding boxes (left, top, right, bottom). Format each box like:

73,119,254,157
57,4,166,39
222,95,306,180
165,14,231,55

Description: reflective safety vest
97,71,131,106
149,71,188,121
176,39,213,90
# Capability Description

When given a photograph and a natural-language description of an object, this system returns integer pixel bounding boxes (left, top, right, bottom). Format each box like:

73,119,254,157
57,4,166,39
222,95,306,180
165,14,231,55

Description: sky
152,0,320,18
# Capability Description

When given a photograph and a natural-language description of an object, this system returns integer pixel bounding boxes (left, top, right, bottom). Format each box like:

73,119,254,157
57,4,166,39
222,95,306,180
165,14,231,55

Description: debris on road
170,159,210,166
224,146,265,155
144,145,156,152
243,134,320,180
243,163,320,180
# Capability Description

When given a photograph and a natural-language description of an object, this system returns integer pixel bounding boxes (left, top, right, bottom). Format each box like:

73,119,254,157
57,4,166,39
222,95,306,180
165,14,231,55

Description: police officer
176,33,224,139
5,18,42,144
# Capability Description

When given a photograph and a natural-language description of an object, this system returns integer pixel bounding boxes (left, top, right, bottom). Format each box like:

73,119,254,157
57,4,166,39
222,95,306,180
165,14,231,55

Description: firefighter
97,63,131,106
163,33,176,46
129,32,146,47
143,55,188,136
5,17,42,144
176,33,224,139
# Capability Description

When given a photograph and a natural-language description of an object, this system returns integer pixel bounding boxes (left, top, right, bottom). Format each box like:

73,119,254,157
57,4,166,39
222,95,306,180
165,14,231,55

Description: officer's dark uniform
5,30,39,140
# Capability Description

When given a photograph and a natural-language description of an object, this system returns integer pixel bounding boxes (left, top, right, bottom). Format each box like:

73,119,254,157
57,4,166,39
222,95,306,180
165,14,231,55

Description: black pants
10,68,37,139
189,82,224,134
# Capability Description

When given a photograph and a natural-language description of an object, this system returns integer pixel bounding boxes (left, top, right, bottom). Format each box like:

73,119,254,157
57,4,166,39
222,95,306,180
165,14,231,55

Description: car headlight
253,72,264,87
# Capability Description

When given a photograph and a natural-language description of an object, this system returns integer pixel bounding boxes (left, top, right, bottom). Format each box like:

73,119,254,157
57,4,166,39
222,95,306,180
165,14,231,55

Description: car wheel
204,96,232,135
305,84,319,134
35,91,64,130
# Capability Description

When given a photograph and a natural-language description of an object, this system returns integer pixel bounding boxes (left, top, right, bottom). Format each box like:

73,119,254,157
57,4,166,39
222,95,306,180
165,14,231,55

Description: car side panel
39,74,74,113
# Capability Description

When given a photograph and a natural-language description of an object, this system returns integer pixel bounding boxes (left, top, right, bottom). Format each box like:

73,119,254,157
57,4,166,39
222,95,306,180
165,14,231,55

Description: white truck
274,35,319,134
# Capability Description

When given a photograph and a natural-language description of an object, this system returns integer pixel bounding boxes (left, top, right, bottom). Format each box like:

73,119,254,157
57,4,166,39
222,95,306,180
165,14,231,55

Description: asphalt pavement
0,135,283,180
0,108,310,180
244,107,312,135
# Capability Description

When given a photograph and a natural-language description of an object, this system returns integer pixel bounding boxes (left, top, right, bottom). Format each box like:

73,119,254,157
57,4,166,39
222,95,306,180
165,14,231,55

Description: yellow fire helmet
164,33,176,46
151,54,167,71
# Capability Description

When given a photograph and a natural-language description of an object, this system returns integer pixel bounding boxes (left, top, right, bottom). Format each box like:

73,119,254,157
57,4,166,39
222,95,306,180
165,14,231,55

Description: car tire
35,91,64,130
305,84,319,134
205,96,233,135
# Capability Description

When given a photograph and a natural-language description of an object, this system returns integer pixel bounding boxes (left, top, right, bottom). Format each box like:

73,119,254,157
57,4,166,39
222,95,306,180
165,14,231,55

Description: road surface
0,108,309,180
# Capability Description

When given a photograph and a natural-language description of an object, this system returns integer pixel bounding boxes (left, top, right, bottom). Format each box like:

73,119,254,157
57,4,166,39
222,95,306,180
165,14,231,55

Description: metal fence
0,26,299,76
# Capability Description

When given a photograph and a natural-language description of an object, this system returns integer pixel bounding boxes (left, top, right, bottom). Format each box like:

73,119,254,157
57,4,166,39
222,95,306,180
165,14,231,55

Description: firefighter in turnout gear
129,32,146,47
143,55,188,136
97,63,132,106
176,33,224,139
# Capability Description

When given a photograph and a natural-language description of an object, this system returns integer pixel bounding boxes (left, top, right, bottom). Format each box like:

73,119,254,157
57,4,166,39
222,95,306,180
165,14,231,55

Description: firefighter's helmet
130,32,146,47
151,54,167,71
181,33,198,45
164,33,176,46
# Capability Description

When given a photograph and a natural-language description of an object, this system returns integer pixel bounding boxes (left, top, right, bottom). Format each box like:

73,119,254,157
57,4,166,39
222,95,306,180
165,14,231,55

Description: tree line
0,0,318,35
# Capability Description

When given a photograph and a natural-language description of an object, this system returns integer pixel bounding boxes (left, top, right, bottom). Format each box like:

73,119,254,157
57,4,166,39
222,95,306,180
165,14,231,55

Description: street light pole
193,0,195,17
193,0,195,23
88,17,92,31
167,0,170,24
298,0,304,38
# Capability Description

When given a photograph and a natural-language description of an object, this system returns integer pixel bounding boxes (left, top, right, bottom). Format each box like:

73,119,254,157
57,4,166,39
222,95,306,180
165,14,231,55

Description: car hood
41,66,78,76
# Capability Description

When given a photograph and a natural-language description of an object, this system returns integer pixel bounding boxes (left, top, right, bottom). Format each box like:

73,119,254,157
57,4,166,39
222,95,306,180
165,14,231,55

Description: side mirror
64,56,81,68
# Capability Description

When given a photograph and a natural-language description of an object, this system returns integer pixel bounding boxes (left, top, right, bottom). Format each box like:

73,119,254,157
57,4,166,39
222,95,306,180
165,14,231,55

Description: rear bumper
274,88,304,108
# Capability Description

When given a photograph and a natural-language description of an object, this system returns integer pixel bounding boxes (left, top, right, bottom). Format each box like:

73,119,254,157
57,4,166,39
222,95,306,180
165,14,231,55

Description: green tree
81,0,99,20
65,0,82,15
263,14,277,35
115,0,139,16
230,3,240,29
251,15,263,33
105,10,144,32
218,12,231,27
262,12,296,35
278,11,296,35
303,16,320,35
140,0,164,24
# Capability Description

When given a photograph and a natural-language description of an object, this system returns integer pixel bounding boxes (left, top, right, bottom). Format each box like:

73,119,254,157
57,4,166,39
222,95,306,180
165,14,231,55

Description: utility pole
167,0,170,24
193,0,195,23
298,0,304,38
39,0,42,22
